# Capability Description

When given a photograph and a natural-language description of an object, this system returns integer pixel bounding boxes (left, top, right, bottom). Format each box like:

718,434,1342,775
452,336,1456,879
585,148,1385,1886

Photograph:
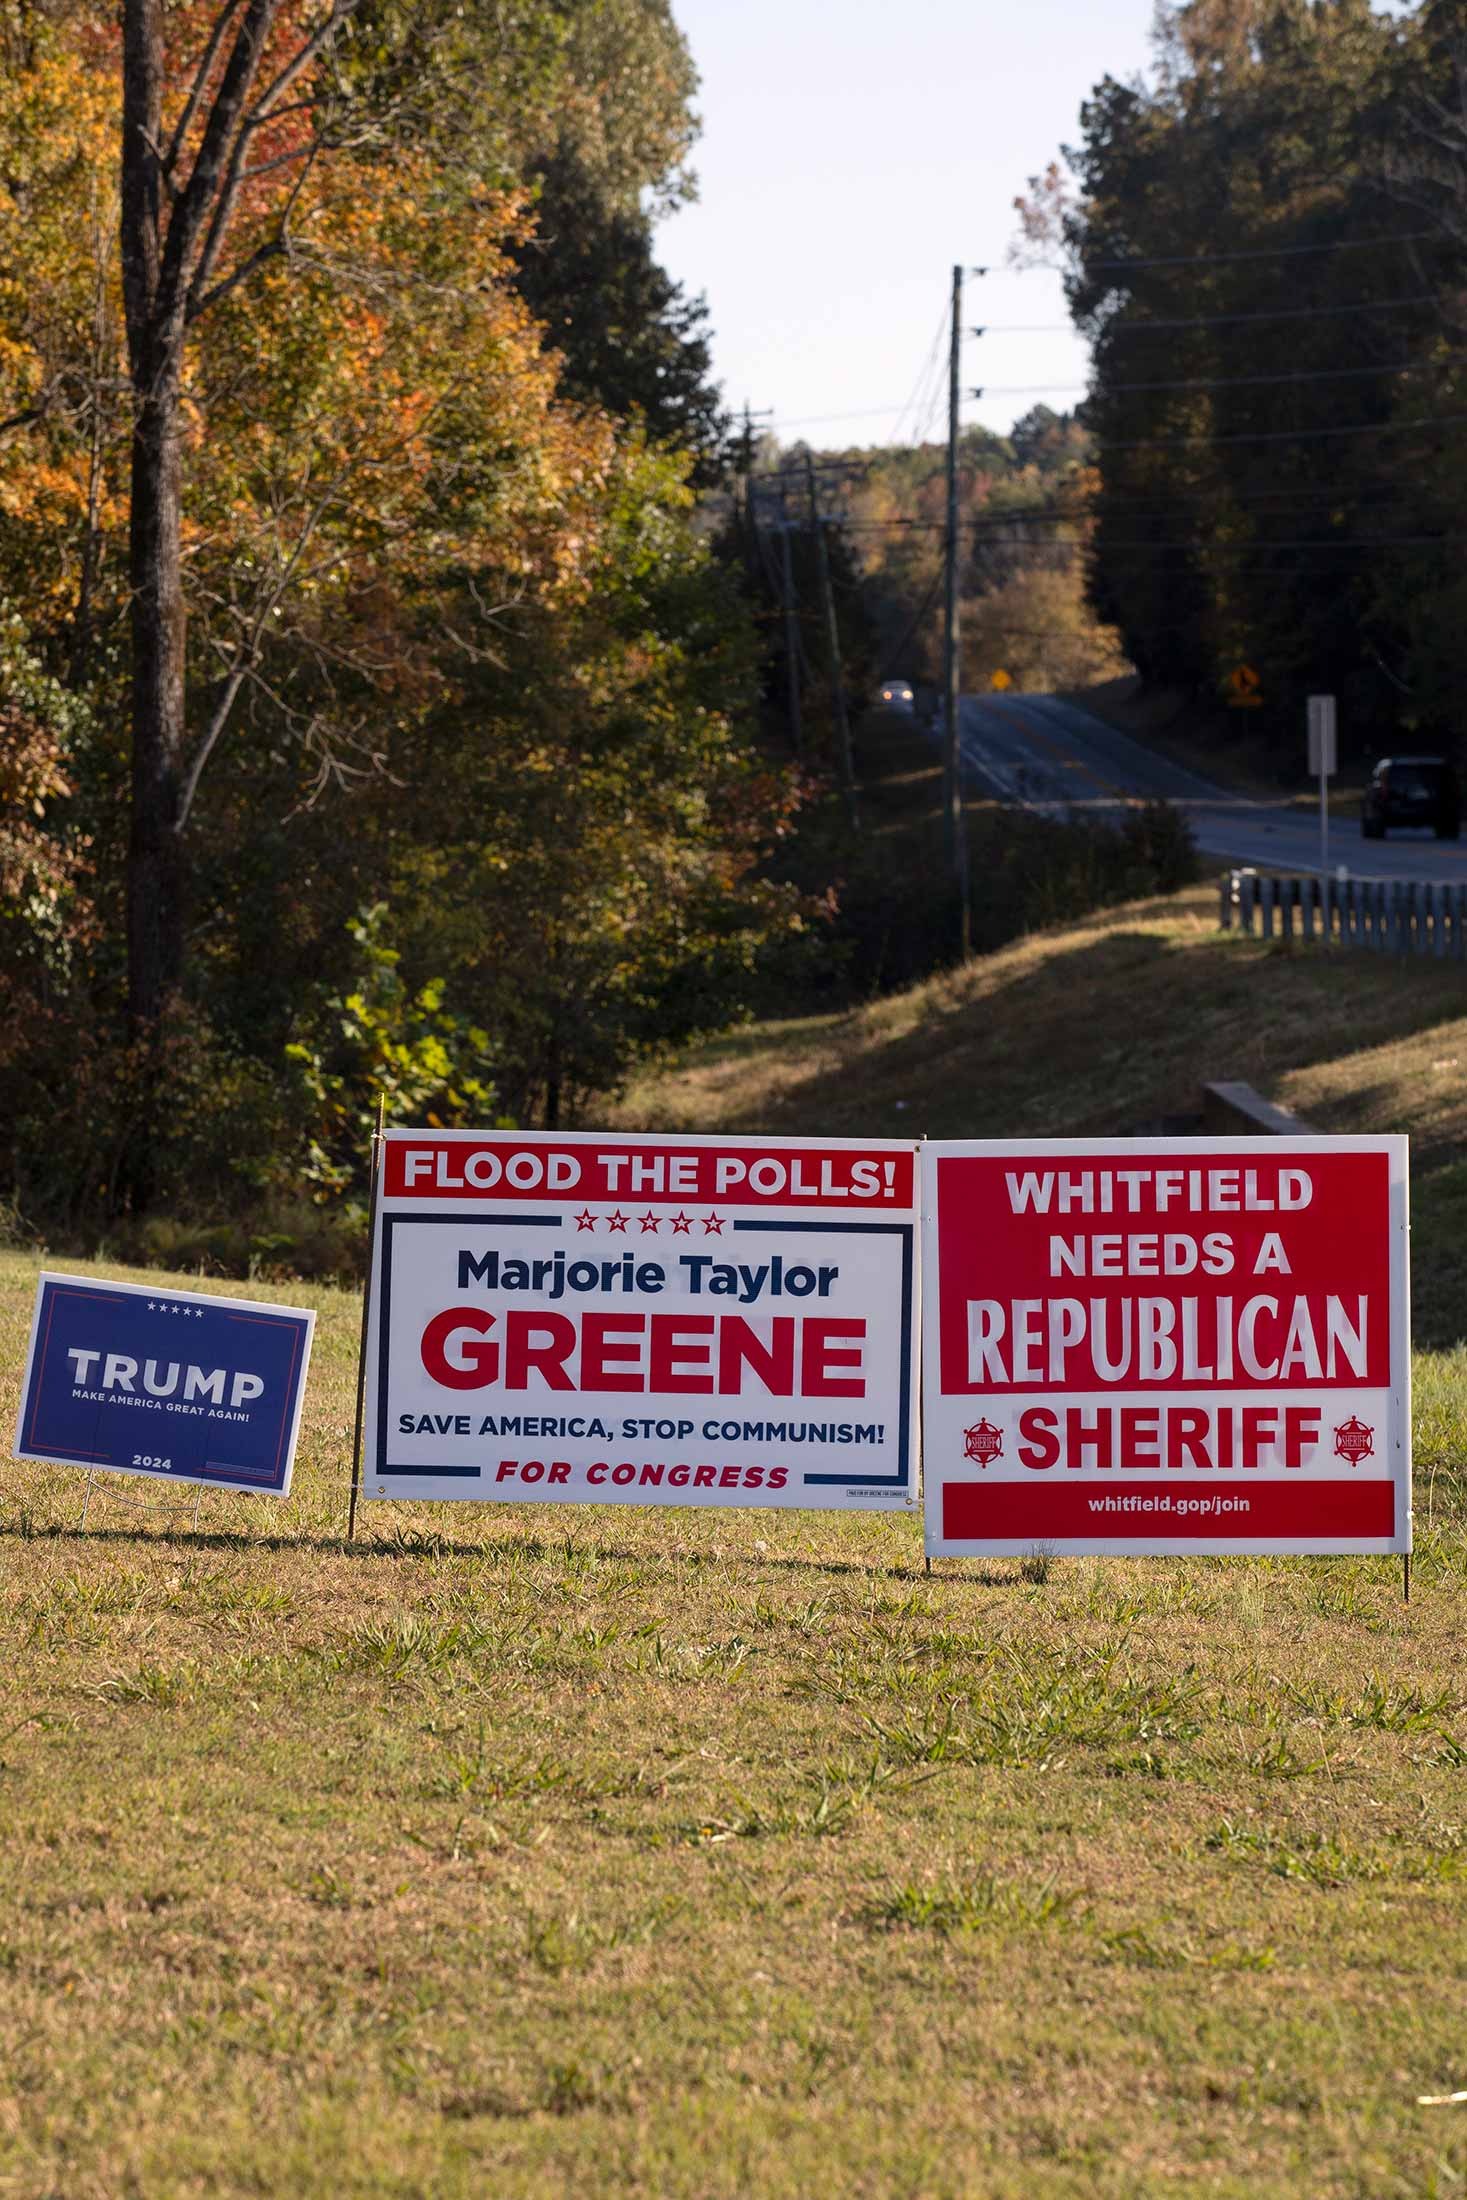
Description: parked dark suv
1361,756,1462,841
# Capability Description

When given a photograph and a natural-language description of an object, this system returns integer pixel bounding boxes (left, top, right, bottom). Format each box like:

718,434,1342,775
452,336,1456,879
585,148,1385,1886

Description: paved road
944,691,1467,882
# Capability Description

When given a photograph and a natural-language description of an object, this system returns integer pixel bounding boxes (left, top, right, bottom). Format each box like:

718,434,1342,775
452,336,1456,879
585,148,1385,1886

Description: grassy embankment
0,1250,1463,2199
1,716,1465,2194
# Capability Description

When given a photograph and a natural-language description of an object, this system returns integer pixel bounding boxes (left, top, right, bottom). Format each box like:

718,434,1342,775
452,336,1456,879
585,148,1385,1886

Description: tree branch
188,137,317,319
245,0,361,133
186,232,284,321
165,0,248,171
186,0,365,313
176,461,352,829
156,0,278,332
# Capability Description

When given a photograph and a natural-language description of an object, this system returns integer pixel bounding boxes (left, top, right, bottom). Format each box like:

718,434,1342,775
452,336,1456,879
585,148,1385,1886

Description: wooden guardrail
1220,868,1467,956
1201,1080,1313,1136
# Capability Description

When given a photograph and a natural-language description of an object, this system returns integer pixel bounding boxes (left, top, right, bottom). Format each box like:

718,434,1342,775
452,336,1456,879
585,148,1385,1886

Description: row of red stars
574,1209,725,1235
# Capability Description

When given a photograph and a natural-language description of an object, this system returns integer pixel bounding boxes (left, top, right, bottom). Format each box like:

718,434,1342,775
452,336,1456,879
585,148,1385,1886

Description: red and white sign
364,1131,919,1511
923,1138,1409,1557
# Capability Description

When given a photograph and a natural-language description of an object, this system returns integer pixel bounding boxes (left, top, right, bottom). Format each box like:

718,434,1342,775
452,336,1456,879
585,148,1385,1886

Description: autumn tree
822,414,1119,694
0,1,811,1228
102,0,708,1033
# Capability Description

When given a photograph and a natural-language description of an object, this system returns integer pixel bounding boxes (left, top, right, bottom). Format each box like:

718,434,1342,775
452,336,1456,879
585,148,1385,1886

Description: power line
1095,407,1467,452
764,397,1084,433
767,370,1437,436
767,403,967,432
976,294,1439,334
1100,293,1440,335
977,360,1418,400
1027,229,1441,274
888,302,951,449
963,534,1467,552
842,494,1451,534
877,562,945,673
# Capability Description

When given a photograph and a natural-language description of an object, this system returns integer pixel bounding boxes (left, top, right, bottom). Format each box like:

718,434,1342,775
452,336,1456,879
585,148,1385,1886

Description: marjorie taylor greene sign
364,1131,919,1510
923,1138,1409,1558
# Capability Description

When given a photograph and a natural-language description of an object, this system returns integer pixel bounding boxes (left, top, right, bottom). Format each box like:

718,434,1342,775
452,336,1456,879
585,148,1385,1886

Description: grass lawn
0,1246,1464,2198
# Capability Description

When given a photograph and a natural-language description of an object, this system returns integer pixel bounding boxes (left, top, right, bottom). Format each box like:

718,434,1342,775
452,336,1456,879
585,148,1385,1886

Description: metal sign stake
347,1093,387,1544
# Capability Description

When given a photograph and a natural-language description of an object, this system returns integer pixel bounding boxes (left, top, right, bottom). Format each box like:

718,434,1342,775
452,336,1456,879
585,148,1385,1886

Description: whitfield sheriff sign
922,1139,1409,1559
364,1130,919,1511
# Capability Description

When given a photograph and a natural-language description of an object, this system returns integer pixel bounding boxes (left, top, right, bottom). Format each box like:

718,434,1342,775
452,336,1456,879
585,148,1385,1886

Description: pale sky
656,0,1412,449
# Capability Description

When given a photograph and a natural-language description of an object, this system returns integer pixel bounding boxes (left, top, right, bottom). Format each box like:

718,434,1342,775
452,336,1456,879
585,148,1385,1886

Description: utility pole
805,450,859,828
735,402,772,588
778,508,803,756
943,264,970,956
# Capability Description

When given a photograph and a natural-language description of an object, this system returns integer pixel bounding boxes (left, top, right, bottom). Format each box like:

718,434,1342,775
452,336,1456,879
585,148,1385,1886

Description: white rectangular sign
1308,694,1338,778
922,1137,1409,1558
364,1130,919,1510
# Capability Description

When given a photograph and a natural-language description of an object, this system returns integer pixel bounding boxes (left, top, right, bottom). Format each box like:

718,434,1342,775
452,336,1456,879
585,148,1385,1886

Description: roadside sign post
347,1091,387,1542
1308,695,1338,877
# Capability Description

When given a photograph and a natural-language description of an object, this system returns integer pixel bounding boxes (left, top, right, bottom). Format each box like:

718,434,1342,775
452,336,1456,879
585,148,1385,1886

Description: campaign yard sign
15,1274,315,1496
923,1138,1409,1558
364,1130,919,1511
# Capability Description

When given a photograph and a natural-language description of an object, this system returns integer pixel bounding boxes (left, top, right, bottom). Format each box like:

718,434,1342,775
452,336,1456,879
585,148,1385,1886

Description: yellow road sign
1227,663,1262,708
990,668,1013,693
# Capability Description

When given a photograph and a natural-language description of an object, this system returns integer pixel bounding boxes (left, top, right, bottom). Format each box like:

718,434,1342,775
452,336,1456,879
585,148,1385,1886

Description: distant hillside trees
826,412,1126,695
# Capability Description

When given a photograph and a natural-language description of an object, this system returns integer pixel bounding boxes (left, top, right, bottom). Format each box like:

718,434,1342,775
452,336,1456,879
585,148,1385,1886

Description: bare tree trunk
544,1028,562,1131
126,352,187,1023
115,0,357,1041
67,185,116,691
121,0,187,1028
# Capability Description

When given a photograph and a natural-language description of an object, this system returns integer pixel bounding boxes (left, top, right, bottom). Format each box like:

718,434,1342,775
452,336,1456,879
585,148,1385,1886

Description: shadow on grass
0,1517,1023,1584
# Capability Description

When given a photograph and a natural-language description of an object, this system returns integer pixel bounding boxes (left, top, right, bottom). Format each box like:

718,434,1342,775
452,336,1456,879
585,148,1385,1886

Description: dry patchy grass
0,1251,1464,2197
611,885,1467,1149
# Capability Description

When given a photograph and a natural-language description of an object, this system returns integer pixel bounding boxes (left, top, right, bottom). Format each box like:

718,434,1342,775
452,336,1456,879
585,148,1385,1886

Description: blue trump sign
15,1274,315,1496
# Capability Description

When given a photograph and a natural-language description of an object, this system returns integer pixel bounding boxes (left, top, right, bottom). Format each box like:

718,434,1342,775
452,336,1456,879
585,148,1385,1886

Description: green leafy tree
1035,0,1428,749
512,147,727,479
285,904,499,1196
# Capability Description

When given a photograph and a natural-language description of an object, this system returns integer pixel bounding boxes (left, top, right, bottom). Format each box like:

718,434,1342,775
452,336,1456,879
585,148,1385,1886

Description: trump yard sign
922,1138,1409,1558
15,1274,315,1496
364,1130,920,1511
